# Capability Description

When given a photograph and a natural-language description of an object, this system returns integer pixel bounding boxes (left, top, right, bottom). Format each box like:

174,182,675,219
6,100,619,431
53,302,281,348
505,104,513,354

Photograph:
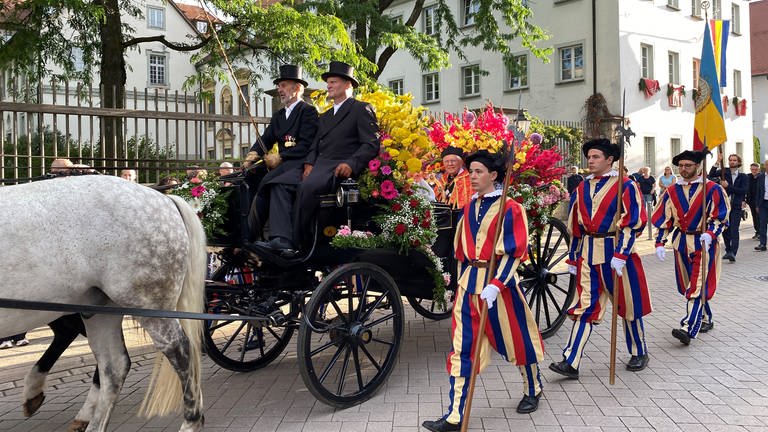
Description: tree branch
374,47,396,79
123,35,210,51
379,0,395,13
404,0,426,27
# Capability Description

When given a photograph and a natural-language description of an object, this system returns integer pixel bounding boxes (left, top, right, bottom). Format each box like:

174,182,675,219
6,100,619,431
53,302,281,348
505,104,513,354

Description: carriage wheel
406,289,455,321
298,262,404,408
203,264,294,372
517,218,576,339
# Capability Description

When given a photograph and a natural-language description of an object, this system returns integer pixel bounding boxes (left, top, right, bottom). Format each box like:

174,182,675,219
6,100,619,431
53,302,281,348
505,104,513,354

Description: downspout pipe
592,0,597,95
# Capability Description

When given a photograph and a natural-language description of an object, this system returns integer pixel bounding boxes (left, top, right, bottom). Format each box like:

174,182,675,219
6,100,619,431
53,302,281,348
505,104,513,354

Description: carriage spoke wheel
407,288,455,320
203,264,294,372
298,262,404,408
518,219,576,339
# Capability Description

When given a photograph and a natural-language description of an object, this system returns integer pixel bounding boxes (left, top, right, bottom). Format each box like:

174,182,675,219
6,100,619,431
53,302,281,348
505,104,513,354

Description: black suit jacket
708,166,748,208
304,98,380,176
756,173,767,207
250,100,318,187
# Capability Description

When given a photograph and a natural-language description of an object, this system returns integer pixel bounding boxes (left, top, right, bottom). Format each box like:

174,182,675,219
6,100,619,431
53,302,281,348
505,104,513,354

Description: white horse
0,175,206,432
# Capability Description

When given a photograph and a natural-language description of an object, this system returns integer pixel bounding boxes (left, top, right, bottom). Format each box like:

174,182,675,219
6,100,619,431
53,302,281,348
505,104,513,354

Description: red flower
394,223,407,235
412,216,420,226
409,199,419,208
514,196,524,204
421,219,431,228
425,210,431,218
411,239,421,247
391,203,402,212
371,190,380,198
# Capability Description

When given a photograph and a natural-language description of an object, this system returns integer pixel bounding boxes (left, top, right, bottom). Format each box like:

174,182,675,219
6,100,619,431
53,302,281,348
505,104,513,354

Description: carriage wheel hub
350,323,372,345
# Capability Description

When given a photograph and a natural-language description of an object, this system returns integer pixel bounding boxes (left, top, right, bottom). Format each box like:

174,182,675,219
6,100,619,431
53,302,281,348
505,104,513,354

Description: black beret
465,150,505,178
582,138,621,161
441,146,465,159
672,150,706,166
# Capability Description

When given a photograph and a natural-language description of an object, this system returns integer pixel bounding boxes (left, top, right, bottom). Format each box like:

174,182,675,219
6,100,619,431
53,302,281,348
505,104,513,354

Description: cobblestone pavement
1,223,767,432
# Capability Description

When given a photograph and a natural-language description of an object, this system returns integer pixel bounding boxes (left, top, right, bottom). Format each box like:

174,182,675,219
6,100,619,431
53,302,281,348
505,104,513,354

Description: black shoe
422,418,461,432
548,361,579,379
727,253,735,262
626,355,649,372
721,252,731,260
266,238,298,257
752,234,760,240
756,245,767,251
238,337,264,352
699,322,714,333
672,328,691,345
516,392,541,414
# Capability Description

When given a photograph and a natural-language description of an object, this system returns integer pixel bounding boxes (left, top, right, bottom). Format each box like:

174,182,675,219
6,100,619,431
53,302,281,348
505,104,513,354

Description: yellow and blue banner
693,21,727,151
710,19,730,87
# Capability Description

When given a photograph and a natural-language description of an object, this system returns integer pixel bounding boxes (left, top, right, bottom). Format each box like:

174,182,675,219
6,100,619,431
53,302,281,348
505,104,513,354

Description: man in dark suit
263,61,379,254
755,160,768,252
708,153,748,261
243,64,319,243
747,162,761,240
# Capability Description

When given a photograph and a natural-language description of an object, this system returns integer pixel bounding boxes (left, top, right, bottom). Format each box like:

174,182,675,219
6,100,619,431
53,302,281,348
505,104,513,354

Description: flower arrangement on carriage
170,175,229,238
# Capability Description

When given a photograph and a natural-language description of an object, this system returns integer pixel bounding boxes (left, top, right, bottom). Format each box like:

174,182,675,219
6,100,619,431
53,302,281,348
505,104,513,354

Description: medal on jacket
284,135,296,147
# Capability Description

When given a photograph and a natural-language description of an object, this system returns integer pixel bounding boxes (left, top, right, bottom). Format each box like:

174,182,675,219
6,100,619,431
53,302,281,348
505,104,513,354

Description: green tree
2,127,82,179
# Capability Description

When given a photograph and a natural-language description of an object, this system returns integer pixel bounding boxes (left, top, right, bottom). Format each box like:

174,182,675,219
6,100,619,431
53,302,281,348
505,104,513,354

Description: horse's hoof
67,419,89,432
22,392,45,417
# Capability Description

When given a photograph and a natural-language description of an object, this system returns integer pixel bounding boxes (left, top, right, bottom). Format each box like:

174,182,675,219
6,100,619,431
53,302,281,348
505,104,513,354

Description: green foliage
528,116,584,166
754,136,761,164
2,127,85,178
123,136,175,183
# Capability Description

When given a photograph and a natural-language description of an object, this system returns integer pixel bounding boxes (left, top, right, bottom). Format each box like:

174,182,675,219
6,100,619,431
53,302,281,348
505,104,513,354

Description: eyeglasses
677,163,698,168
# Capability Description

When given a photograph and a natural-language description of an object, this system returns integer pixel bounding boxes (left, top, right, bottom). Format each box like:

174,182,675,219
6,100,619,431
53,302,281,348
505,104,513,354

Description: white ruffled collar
585,169,618,180
677,176,703,185
471,188,502,200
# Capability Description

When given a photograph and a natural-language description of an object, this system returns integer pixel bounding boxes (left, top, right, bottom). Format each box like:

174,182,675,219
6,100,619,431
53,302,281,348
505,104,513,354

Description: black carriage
203,171,574,408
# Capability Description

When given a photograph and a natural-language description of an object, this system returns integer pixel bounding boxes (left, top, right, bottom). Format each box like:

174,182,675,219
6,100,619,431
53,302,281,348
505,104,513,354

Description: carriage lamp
335,179,360,207
510,109,530,142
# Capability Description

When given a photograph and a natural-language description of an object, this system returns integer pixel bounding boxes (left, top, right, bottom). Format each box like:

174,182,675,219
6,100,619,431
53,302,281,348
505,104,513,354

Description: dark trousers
266,183,298,244
749,203,759,235
759,200,768,247
722,206,742,255
0,333,26,343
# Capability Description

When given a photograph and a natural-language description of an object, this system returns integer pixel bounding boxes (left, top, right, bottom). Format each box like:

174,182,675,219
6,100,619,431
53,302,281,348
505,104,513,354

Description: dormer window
196,20,208,33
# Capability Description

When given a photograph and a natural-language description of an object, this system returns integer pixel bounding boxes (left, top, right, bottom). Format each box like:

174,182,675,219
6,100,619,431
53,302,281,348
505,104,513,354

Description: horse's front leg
81,314,130,432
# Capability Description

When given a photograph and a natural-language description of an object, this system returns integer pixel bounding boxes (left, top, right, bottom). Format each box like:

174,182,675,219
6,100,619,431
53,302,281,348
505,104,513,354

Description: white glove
610,256,626,277
700,233,712,250
567,264,578,275
655,246,666,262
480,284,501,309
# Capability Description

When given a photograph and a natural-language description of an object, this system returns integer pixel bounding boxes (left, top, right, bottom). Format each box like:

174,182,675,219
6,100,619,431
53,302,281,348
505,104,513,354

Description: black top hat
440,146,464,159
273,64,308,87
321,61,359,88
672,150,705,166
465,150,505,179
582,138,621,161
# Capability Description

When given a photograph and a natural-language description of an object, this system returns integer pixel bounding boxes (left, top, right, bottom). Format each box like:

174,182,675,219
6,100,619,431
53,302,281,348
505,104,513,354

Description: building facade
379,0,753,173
750,0,768,163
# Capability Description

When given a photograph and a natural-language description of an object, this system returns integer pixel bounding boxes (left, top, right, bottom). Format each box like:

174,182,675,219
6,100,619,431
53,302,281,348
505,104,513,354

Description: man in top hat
243,64,319,247
707,152,748,262
433,146,474,210
263,61,379,253
423,150,544,432
652,150,729,345
549,139,653,380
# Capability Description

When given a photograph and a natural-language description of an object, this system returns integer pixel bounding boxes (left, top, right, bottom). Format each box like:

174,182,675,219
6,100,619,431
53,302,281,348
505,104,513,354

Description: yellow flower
406,158,422,173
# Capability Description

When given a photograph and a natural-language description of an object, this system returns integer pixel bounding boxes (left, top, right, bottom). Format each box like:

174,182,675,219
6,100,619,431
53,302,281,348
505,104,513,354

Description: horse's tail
139,195,206,418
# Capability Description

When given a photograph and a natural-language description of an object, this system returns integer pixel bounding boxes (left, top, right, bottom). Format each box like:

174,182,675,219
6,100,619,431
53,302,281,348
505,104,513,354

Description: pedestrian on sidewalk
708,153,748,262
755,160,768,252
747,162,761,240
549,139,653,381
652,150,729,345
422,151,544,432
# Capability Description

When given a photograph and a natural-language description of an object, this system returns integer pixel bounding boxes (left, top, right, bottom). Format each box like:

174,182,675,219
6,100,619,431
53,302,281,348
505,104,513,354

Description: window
668,51,680,84
712,0,721,19
558,44,584,82
389,15,403,25
733,69,742,97
148,53,167,86
147,6,165,29
461,0,479,26
641,44,654,79
196,21,208,34
207,149,215,159
732,3,741,35
239,83,250,115
670,137,681,165
204,83,215,130
691,0,701,17
388,79,404,96
241,144,250,158
221,87,233,130
72,48,85,72
423,5,437,36
507,54,528,90
692,58,700,89
223,145,233,159
423,72,440,103
461,64,481,97
736,141,743,159
667,0,679,9
644,137,656,174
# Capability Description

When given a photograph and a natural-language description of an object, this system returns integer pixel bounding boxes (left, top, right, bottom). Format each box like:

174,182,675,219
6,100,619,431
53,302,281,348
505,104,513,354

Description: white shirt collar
285,99,301,118
333,98,349,114
585,169,618,180
470,187,502,200
678,176,703,185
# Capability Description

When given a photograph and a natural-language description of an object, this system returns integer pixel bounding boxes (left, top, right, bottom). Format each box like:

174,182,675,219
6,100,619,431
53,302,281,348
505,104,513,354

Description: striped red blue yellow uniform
441,189,544,424
560,173,652,369
651,178,729,338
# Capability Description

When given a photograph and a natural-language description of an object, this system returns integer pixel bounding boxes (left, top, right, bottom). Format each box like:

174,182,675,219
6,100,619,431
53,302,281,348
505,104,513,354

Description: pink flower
380,180,396,192
381,188,398,200
338,225,352,236
191,185,206,197
380,151,392,161
190,177,202,184
368,159,381,171
381,165,392,175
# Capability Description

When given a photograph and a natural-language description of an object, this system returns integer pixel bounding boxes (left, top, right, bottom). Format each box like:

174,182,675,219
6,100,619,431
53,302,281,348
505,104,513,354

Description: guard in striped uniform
549,139,653,380
423,151,545,432
651,150,729,345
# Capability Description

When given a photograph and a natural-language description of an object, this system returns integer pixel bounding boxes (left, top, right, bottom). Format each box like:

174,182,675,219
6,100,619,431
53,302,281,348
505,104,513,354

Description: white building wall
753,76,768,162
